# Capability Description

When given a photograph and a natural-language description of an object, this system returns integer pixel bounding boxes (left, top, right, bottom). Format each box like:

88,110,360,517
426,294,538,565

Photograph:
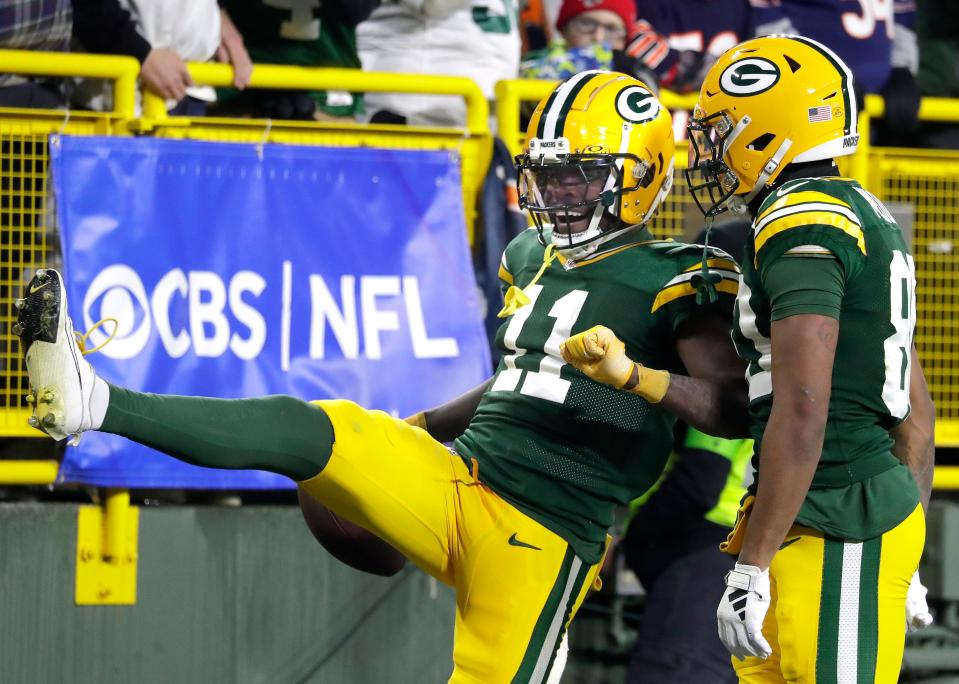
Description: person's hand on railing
217,8,253,90
141,47,193,101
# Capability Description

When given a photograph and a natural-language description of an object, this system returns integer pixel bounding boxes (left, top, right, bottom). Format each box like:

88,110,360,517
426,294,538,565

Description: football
297,487,407,577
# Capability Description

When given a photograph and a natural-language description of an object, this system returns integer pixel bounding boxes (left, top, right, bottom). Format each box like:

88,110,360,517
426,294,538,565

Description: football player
562,36,936,683
17,72,750,682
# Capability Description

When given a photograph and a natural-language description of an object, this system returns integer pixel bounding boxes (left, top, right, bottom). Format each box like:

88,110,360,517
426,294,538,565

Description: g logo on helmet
615,86,660,124
719,58,780,96
82,264,152,359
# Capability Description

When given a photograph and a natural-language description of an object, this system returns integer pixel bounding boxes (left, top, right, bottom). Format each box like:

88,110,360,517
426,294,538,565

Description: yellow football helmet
516,70,675,259
685,35,859,216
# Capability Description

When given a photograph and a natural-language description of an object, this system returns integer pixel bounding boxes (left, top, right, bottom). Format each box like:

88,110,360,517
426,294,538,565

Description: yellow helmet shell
696,35,859,196
525,71,675,226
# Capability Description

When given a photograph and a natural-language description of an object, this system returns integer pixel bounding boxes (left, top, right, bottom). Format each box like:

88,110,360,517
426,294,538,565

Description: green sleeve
762,254,845,321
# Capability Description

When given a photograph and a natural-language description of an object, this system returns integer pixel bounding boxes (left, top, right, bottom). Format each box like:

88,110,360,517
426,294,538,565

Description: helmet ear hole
631,160,656,188
639,164,655,188
747,133,775,151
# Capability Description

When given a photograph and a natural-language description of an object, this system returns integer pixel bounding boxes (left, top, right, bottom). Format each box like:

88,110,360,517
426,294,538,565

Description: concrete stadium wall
0,503,455,684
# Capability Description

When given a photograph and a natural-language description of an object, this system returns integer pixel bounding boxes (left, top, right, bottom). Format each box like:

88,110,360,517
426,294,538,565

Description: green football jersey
455,227,739,563
220,0,362,117
733,177,920,541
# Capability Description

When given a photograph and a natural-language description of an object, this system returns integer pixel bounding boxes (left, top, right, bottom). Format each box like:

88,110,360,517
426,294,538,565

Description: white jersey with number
358,0,520,127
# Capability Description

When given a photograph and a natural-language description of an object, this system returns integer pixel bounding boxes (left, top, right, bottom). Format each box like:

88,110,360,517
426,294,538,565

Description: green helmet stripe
789,35,855,136
540,70,602,139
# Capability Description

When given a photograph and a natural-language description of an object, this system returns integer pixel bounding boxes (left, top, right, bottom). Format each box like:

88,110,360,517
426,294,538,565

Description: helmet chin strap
726,138,793,214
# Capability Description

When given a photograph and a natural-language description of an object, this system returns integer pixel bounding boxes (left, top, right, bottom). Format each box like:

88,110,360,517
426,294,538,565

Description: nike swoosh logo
29,281,49,294
779,537,802,550
508,533,542,551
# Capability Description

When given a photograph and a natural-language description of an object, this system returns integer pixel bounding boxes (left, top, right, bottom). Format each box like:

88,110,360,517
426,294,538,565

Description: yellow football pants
734,504,925,684
299,400,605,683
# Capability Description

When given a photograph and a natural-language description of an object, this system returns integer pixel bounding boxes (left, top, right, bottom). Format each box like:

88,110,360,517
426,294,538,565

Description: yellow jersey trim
683,257,741,274
755,210,866,256
651,278,739,313
757,190,852,224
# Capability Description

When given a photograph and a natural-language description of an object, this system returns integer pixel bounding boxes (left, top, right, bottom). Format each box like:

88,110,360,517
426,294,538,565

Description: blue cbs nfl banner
49,136,491,488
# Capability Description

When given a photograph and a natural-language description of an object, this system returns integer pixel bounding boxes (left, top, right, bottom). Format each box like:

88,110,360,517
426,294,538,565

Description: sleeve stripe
498,253,514,285
651,278,739,313
754,211,866,256
755,201,861,235
659,269,740,290
683,257,741,274
756,190,852,224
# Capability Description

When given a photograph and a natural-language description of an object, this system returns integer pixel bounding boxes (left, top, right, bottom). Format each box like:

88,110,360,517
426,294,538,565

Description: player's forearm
891,347,935,511
418,379,491,443
738,408,824,569
658,374,750,439
738,314,838,569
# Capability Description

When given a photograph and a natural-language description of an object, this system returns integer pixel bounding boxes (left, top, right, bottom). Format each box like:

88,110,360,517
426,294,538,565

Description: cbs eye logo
719,58,781,96
615,86,661,124
82,264,152,359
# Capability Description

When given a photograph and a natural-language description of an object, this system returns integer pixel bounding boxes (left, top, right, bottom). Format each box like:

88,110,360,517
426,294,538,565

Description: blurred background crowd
2,0,955,145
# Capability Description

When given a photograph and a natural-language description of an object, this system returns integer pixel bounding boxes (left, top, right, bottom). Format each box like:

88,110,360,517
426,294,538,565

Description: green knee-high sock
101,385,334,481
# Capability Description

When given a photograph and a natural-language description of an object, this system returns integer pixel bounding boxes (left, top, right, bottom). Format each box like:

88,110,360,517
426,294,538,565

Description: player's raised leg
15,268,455,578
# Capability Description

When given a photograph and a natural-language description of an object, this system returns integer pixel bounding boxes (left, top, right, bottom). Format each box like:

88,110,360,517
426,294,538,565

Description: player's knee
259,395,335,476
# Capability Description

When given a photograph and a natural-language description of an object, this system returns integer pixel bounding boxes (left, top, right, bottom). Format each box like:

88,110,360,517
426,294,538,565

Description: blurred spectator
0,0,72,107
916,0,959,147
357,1,520,128
520,0,644,83
519,0,553,53
917,0,958,97
476,137,527,358
751,0,920,145
125,0,224,115
626,0,750,94
71,0,251,113
625,429,750,684
211,0,377,122
556,0,633,50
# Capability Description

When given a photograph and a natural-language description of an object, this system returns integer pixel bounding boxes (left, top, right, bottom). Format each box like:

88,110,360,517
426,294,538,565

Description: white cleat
16,269,104,443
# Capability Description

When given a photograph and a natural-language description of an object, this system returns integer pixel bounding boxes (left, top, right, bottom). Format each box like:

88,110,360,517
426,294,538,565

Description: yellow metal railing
0,460,59,484
0,50,139,121
0,52,140,450
141,63,488,137
137,62,491,243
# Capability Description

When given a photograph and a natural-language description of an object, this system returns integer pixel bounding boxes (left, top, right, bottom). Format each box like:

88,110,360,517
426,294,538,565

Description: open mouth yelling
552,208,593,235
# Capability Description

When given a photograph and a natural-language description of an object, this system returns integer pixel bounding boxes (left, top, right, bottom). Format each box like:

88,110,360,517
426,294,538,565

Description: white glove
906,570,933,633
717,563,773,660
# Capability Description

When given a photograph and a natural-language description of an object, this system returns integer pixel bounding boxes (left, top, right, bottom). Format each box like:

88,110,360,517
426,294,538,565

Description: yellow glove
559,325,670,403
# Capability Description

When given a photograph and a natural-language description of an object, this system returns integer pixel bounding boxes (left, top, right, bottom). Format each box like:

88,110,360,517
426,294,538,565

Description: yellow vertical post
495,81,522,158
76,488,139,605
103,488,130,562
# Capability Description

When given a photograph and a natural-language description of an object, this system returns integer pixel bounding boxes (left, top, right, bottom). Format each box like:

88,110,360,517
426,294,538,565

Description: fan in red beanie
556,0,636,50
